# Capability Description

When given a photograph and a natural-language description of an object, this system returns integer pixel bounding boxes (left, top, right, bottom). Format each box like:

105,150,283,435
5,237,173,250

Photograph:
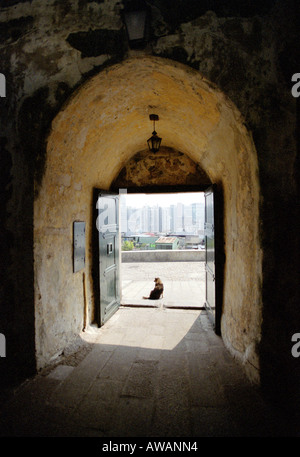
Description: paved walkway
121,262,205,308
0,306,294,437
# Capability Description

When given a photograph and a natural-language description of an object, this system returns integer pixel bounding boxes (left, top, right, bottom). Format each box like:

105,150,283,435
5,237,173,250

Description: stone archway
111,146,212,190
34,56,262,383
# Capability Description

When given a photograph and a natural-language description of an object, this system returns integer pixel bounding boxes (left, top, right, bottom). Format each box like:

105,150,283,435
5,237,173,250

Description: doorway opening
95,186,222,334
120,191,206,311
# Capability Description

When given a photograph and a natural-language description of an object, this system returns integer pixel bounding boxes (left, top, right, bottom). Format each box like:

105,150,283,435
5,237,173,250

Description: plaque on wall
73,221,86,273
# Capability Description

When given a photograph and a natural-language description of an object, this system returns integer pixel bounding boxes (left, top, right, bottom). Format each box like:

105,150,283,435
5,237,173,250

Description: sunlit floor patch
121,261,205,309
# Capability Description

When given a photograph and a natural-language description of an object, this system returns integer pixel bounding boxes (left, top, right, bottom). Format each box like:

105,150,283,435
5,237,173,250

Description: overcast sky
121,192,204,208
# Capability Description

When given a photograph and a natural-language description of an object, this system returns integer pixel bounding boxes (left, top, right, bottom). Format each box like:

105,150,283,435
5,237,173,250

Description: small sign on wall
73,221,86,273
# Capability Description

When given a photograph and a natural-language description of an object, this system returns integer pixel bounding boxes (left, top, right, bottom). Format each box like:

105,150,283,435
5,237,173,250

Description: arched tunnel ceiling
48,56,233,188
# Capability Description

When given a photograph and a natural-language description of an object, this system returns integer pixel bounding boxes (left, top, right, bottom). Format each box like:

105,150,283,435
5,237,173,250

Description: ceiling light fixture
147,114,162,153
123,0,149,49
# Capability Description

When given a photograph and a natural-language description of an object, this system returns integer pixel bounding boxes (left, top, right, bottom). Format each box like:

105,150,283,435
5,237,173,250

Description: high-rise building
176,203,184,232
149,206,159,232
183,204,193,232
159,206,171,232
170,205,175,232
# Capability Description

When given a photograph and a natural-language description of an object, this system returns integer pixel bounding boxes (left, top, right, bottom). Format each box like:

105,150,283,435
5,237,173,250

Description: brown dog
143,277,164,300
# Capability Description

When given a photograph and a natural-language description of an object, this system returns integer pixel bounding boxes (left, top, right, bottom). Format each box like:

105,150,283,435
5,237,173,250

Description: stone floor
0,307,295,438
0,262,297,438
121,261,205,308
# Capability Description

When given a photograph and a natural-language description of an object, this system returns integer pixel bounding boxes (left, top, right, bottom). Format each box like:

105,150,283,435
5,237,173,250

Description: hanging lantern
147,114,162,153
123,0,149,49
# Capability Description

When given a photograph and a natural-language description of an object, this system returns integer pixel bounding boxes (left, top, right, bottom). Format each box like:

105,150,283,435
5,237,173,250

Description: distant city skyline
120,193,205,236
120,192,204,208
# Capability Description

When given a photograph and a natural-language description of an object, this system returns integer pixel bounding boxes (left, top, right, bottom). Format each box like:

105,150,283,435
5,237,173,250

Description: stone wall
0,0,299,414
122,250,205,263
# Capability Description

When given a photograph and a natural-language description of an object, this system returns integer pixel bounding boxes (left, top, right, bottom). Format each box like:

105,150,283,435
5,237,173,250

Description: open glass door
204,185,223,334
96,191,120,326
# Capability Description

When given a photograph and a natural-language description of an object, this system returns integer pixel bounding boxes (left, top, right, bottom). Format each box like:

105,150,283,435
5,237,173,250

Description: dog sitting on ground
143,277,164,300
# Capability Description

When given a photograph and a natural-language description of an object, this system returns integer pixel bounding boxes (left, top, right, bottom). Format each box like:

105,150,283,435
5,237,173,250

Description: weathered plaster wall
0,0,299,413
